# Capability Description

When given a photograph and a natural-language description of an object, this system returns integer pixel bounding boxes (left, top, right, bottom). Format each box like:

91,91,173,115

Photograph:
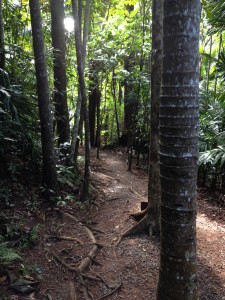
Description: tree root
92,172,117,182
69,281,77,300
59,211,100,273
128,186,144,198
115,214,149,247
96,282,122,300
51,250,78,273
130,207,147,222
51,235,83,245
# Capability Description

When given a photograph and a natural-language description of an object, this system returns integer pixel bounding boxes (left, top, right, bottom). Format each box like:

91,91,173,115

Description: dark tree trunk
96,86,101,159
147,0,163,236
157,1,201,299
72,0,90,200
0,0,5,69
124,55,135,137
71,0,90,161
89,67,97,147
112,71,120,142
123,4,136,146
29,0,58,198
51,0,70,146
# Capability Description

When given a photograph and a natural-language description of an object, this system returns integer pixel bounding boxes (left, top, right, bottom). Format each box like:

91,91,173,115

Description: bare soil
0,147,225,300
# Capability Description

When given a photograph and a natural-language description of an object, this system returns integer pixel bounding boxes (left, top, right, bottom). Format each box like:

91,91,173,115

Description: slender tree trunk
96,86,101,159
214,35,222,99
0,0,5,69
29,0,58,199
123,4,135,146
71,0,90,161
89,64,97,147
112,71,120,141
72,0,90,199
147,0,163,236
124,54,135,142
74,103,84,162
51,0,70,146
157,1,200,299
206,35,212,106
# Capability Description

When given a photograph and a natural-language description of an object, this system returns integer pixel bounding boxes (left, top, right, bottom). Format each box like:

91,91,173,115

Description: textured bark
71,0,90,161
112,71,120,141
88,64,98,147
123,4,135,142
0,0,5,69
157,1,201,299
51,0,70,145
124,55,136,138
72,0,90,200
96,87,101,159
147,0,163,236
29,0,58,198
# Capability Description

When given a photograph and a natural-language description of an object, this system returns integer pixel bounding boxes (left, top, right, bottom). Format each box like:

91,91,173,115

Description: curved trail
5,147,224,300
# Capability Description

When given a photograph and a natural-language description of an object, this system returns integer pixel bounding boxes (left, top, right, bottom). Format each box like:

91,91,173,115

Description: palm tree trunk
157,1,201,299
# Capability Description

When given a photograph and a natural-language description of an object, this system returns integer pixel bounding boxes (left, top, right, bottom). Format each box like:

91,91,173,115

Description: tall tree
0,0,5,69
29,0,58,198
157,0,201,299
147,0,163,235
115,0,163,239
51,0,70,146
72,0,91,199
71,0,90,160
123,4,136,149
88,61,101,148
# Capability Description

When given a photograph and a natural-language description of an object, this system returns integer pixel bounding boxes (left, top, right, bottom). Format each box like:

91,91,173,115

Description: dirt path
1,148,225,299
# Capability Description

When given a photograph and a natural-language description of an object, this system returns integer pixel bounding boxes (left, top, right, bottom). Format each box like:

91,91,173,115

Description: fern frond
0,244,22,264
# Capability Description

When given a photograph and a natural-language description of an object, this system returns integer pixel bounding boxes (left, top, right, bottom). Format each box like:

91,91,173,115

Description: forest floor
0,147,225,300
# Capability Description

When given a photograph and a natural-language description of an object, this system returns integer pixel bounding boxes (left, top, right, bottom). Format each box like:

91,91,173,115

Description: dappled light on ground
0,148,224,299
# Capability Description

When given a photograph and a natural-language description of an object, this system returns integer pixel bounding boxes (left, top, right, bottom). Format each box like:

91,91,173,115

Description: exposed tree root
107,197,122,202
51,235,83,245
92,172,117,182
51,249,78,273
130,207,147,222
115,214,150,247
81,274,102,282
96,282,122,300
78,244,99,273
69,281,77,300
128,186,144,198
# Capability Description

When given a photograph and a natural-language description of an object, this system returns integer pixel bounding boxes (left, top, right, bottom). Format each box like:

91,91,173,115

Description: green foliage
0,68,40,165
0,183,12,206
204,0,225,34
0,244,22,264
199,146,225,167
216,52,225,82
21,224,41,248
57,164,80,185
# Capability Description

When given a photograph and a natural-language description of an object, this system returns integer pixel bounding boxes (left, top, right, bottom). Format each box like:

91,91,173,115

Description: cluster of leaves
199,2,225,190
0,68,41,172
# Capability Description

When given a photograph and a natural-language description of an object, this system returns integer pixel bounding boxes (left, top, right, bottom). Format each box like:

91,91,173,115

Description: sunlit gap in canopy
64,17,74,33
12,0,20,5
